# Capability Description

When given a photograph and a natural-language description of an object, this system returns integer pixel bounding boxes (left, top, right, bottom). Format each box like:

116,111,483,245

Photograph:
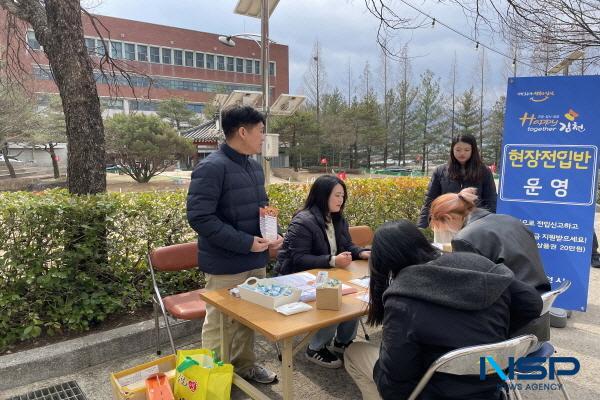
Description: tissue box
316,284,342,310
238,277,302,310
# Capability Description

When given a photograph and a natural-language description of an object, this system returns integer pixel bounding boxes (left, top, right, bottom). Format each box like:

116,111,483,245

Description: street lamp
231,0,279,185
218,33,277,49
547,49,584,76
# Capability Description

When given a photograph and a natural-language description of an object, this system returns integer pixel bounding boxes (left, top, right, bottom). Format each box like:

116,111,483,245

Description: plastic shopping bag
174,349,233,400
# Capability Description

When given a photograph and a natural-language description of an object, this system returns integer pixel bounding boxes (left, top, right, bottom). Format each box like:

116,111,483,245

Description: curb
0,318,203,391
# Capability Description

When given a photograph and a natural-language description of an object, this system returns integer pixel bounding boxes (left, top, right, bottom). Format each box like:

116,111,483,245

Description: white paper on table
356,292,370,303
271,272,317,301
349,277,370,288
275,302,313,316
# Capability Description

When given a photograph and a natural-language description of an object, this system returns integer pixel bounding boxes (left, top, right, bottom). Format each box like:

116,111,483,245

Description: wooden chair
148,241,206,355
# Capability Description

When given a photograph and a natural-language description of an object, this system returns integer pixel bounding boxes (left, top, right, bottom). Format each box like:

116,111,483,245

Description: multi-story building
23,13,289,117
0,12,289,166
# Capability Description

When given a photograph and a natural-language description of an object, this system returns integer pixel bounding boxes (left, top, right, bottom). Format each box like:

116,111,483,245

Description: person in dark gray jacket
418,133,496,228
429,188,551,342
186,105,282,384
344,220,542,400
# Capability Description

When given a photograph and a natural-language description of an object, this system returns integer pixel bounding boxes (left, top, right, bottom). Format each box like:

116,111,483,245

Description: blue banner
498,76,600,311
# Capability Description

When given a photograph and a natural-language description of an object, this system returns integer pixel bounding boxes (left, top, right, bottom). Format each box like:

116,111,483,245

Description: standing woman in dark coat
418,133,497,228
275,175,370,369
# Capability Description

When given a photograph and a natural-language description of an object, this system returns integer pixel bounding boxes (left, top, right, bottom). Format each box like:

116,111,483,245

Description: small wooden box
316,285,342,310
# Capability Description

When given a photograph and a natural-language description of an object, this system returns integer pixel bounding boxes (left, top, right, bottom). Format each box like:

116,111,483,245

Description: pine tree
456,87,480,136
413,70,445,173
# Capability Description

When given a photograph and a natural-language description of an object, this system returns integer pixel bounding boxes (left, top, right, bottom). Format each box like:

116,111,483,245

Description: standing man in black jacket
187,105,282,384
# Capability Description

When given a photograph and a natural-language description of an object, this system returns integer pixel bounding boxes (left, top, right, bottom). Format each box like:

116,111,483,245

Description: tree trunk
400,112,407,166
1,146,16,178
48,142,60,179
36,0,106,194
291,129,298,171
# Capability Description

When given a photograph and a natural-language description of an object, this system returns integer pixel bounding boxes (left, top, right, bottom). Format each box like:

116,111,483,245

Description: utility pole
314,43,320,124
479,47,485,150
383,49,389,168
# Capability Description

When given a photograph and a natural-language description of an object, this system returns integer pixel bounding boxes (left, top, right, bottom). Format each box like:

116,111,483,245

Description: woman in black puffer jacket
275,175,370,369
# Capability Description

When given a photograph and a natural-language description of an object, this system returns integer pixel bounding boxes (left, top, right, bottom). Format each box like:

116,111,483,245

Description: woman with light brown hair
429,187,551,342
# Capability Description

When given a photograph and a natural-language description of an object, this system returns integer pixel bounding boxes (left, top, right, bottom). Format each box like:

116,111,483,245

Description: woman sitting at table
275,175,370,369
344,220,542,399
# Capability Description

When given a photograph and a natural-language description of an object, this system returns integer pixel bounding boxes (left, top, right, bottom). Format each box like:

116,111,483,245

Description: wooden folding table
199,260,369,400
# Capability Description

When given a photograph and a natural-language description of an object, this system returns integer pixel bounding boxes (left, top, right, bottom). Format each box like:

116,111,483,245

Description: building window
149,46,160,63
269,61,276,76
174,50,183,66
137,45,148,62
111,41,123,59
85,38,97,55
130,100,158,112
195,53,205,68
226,57,234,72
254,60,260,75
34,65,263,94
187,103,204,113
236,58,244,73
245,59,253,74
206,54,215,69
162,48,172,64
26,31,40,50
217,56,225,71
124,43,136,60
97,41,108,57
101,98,124,110
185,51,194,67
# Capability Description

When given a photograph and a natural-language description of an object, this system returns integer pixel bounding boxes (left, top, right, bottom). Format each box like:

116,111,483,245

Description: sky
86,0,516,106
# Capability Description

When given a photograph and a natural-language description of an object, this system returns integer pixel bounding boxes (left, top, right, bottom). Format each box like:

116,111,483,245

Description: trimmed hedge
0,189,199,351
0,177,428,350
269,177,429,229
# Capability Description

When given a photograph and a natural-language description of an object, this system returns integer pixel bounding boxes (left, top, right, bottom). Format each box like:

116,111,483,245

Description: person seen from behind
344,220,542,399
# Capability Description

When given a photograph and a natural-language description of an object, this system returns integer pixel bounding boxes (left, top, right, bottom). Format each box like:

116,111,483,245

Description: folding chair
515,280,572,399
349,225,374,341
407,335,538,400
148,241,207,355
541,280,572,316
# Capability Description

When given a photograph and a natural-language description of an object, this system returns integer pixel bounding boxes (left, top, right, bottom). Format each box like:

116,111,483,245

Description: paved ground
2,220,600,400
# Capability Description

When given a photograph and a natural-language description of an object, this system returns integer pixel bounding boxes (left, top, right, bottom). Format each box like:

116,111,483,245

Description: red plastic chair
148,242,206,355
349,225,374,248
